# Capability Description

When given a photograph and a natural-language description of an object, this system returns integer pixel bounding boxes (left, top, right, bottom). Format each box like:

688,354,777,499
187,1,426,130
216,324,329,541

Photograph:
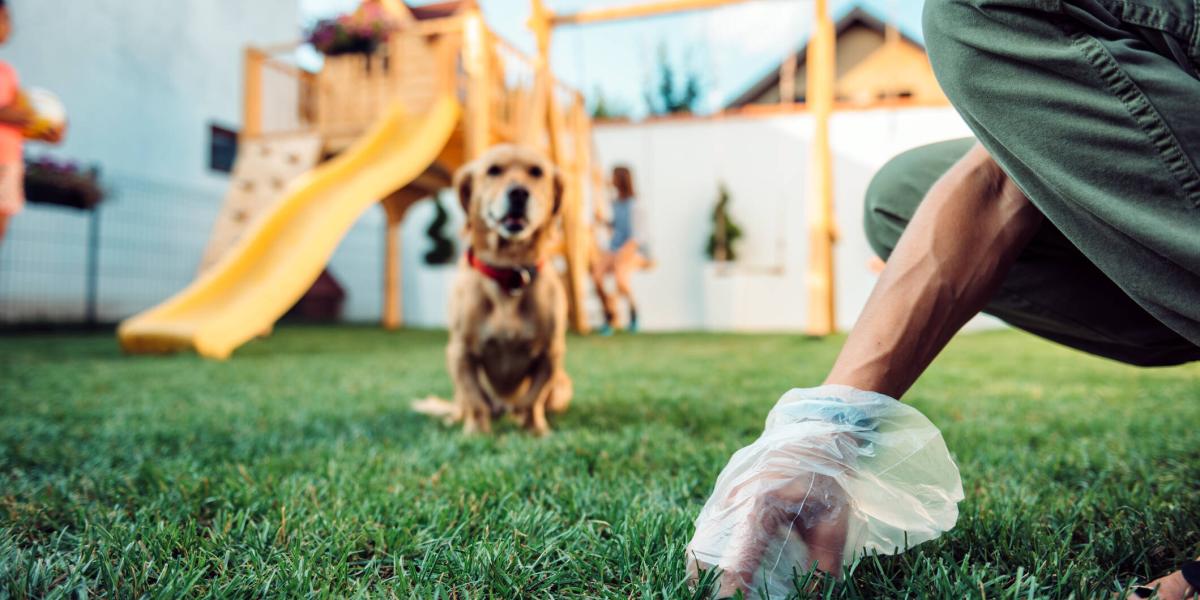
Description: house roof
724,0,926,109
406,0,463,20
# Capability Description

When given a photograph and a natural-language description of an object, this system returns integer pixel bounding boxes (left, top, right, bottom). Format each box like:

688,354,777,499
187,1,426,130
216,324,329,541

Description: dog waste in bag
687,385,964,599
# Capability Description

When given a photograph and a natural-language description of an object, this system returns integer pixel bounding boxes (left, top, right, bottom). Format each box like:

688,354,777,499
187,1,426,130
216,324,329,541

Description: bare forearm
825,144,1043,398
0,103,28,126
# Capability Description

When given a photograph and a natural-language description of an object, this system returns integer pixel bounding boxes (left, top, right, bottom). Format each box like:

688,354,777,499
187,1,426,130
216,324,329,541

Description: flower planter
307,3,399,57
24,158,104,211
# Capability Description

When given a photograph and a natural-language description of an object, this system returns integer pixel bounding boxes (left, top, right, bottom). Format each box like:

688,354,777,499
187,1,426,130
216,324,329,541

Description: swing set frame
531,0,839,335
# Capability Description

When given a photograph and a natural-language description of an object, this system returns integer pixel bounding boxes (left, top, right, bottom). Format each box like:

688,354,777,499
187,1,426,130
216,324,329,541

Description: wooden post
243,48,265,138
523,0,554,149
563,98,592,334
381,189,424,329
805,0,836,336
383,217,402,330
463,8,491,159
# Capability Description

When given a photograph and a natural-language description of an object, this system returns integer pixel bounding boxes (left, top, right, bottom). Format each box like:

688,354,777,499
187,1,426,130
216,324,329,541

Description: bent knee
864,175,904,261
863,150,931,261
864,138,979,259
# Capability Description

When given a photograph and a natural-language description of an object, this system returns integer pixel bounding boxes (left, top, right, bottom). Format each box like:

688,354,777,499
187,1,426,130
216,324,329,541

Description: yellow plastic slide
119,97,461,359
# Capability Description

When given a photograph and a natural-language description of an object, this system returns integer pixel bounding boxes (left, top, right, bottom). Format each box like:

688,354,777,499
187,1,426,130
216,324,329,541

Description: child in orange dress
0,1,64,242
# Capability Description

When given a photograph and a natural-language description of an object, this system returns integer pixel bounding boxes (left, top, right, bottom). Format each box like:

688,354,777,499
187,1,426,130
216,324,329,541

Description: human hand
686,385,964,599
0,101,34,128
686,436,855,596
38,124,66,144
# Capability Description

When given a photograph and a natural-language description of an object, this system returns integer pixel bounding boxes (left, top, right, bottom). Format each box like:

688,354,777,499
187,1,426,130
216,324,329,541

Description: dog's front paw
462,409,493,435
520,407,551,437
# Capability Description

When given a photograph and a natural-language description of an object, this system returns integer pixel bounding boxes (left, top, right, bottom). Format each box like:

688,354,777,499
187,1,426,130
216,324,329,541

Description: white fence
590,105,983,332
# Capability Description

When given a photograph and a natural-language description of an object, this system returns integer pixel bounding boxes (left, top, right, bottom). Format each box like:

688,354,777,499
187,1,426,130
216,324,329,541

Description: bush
706,182,742,261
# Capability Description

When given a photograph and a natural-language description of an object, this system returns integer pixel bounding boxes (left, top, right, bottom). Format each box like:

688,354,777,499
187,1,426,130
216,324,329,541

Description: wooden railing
315,20,462,145
242,47,319,139
489,35,539,151
241,12,594,169
241,17,465,145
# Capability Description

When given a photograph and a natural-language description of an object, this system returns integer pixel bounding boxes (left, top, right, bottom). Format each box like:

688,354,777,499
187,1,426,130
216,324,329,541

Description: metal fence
0,174,222,326
1,172,430,329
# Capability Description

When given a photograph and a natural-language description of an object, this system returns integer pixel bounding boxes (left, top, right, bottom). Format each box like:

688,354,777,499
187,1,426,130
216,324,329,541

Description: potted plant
24,155,104,210
705,182,742,262
307,2,401,57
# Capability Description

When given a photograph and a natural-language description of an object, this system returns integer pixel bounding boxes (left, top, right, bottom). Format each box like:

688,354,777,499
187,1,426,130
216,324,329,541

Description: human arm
0,99,32,128
825,142,1043,397
688,144,1043,596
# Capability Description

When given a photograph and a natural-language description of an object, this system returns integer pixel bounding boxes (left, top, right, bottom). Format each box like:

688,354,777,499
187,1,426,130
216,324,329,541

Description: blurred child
0,1,63,242
592,165,652,333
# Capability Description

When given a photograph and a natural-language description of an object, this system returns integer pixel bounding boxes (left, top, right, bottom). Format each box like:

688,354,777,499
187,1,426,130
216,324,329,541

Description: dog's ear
453,161,476,216
552,169,564,216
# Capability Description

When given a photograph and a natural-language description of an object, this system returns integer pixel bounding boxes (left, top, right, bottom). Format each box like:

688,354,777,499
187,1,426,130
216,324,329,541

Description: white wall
0,1,403,324
4,0,300,190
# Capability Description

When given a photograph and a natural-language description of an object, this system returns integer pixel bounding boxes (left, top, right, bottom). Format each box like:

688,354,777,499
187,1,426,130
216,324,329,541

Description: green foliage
706,182,743,261
590,88,630,121
644,43,705,116
423,196,456,266
2,328,1199,598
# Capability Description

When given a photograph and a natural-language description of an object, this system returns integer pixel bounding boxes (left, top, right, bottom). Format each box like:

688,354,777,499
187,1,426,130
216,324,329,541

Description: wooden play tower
121,0,598,358
233,0,597,333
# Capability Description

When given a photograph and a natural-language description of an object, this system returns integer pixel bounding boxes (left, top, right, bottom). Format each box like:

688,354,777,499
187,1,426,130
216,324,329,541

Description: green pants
864,0,1200,366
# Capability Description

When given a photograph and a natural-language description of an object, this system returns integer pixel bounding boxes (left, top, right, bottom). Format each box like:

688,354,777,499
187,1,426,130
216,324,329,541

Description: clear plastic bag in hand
686,385,963,598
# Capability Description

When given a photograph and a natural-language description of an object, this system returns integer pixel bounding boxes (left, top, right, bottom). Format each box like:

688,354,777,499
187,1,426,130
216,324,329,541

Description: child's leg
0,163,23,244
614,245,639,330
590,250,617,328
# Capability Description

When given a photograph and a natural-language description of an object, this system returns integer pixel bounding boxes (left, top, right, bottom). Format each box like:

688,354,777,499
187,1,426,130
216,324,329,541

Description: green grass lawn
1,327,1198,598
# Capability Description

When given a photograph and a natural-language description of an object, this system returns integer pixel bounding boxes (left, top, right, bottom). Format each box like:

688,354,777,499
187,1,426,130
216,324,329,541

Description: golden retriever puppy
414,145,573,435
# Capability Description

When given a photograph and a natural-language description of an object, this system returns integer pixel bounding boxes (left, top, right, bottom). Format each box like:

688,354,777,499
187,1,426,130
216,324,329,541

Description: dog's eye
486,164,503,177
527,165,544,179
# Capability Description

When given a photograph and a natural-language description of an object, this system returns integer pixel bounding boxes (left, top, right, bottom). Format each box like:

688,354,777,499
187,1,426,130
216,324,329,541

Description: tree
706,183,743,261
590,87,629,120
643,43,705,116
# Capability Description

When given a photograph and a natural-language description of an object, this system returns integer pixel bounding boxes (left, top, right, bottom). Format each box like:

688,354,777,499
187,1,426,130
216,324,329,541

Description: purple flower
27,154,83,174
306,6,398,55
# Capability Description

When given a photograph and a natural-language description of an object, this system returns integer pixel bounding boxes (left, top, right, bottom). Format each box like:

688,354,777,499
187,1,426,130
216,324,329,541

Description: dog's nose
507,187,529,212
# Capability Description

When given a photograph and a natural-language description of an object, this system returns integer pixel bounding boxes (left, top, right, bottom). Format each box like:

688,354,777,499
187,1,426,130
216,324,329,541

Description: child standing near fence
0,1,62,242
0,0,28,241
592,166,651,333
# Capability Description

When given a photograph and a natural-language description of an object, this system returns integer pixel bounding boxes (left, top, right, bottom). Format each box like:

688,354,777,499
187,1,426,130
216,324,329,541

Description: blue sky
301,0,925,116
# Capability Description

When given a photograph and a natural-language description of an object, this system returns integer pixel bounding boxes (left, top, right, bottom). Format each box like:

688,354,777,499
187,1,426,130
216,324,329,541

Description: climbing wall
198,134,322,273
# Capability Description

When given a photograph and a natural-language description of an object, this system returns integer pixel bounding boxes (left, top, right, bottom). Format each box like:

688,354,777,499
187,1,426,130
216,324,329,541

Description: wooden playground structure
119,0,840,358
233,0,598,333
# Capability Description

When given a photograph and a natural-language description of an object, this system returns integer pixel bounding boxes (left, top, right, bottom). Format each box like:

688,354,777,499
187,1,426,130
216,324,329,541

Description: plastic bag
686,385,963,598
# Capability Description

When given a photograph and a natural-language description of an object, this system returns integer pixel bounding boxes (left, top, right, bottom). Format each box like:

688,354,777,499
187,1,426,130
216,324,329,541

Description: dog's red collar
468,248,543,295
